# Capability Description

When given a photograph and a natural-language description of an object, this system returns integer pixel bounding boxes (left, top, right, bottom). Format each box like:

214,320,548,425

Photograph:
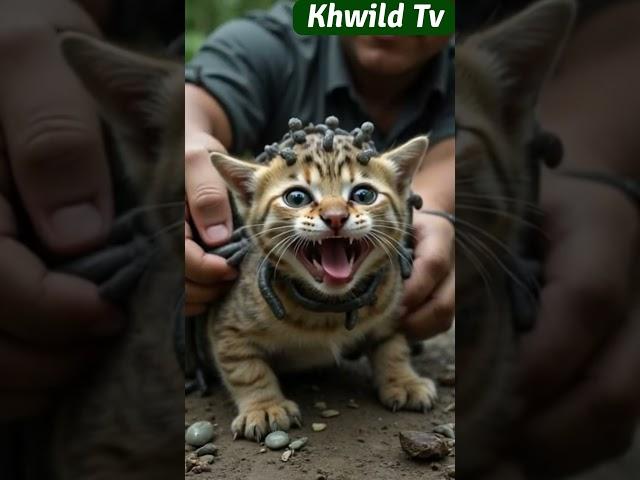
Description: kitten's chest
262,320,368,371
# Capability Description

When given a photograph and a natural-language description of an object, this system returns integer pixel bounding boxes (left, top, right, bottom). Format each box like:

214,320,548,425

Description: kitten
48,33,184,479
455,0,576,474
209,130,436,441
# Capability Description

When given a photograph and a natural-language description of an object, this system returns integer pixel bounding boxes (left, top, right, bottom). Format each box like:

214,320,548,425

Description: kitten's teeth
349,238,353,245
318,239,322,245
313,259,322,270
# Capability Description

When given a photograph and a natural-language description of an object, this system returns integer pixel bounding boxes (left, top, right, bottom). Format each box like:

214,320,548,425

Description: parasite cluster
256,116,378,166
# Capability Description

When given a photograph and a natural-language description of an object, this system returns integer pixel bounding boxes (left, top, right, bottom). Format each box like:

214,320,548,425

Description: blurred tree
186,0,280,60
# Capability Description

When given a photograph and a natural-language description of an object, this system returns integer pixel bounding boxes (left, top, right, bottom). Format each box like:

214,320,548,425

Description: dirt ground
185,331,455,480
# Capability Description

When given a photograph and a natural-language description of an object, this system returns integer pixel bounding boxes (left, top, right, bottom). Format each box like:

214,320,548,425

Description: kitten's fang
292,415,303,428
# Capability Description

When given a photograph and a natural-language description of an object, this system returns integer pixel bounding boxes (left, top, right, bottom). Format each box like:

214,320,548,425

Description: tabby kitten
455,0,576,474
209,132,435,441
49,33,184,479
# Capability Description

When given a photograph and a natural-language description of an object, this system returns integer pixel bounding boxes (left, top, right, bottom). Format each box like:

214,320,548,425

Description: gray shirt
186,2,454,156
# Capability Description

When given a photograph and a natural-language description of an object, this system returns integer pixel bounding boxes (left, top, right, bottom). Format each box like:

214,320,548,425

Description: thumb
185,135,232,246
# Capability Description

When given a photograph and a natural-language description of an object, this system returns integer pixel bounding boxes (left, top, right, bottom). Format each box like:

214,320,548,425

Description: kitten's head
456,0,575,285
60,32,184,254
212,131,428,296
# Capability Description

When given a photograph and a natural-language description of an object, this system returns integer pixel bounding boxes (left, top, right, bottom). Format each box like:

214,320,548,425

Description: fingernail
50,203,104,248
206,224,229,244
222,269,239,281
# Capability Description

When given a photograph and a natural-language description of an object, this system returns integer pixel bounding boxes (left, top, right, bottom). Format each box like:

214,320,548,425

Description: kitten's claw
292,415,303,428
378,376,437,413
232,432,239,441
231,399,302,442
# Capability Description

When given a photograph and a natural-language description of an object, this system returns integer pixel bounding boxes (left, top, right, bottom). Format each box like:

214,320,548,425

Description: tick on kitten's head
211,134,428,296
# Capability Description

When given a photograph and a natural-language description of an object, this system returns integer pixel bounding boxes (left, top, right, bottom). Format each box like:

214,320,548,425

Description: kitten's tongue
320,238,352,283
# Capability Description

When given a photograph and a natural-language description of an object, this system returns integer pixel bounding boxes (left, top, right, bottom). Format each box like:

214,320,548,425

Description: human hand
400,210,455,340
0,0,121,419
184,131,238,316
514,175,640,475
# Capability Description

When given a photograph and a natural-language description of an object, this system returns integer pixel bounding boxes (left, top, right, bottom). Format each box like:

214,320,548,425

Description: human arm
512,3,640,474
0,0,124,418
401,138,455,339
184,84,237,316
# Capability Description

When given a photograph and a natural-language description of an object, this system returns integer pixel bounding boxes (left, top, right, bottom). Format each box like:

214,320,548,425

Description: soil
185,331,455,480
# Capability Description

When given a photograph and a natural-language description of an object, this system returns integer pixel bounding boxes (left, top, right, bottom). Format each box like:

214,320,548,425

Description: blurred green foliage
186,0,279,61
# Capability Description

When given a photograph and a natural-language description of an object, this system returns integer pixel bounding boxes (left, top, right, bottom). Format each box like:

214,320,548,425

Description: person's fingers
402,214,454,310
517,304,640,476
0,235,123,344
0,336,101,390
185,238,237,284
186,280,225,305
0,21,112,255
185,139,232,246
402,270,454,339
518,231,633,404
185,303,207,317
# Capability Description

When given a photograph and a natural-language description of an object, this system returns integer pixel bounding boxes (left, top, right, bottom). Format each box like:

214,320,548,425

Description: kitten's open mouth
295,237,372,285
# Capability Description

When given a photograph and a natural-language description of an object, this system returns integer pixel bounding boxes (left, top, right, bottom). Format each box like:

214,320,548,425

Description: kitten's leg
368,334,437,412
212,329,301,442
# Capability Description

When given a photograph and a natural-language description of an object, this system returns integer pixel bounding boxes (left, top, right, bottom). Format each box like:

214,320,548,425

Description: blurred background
186,0,279,60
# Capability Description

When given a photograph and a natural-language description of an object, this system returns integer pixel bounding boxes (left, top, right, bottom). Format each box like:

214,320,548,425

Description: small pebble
399,431,451,461
320,409,340,418
312,423,327,432
289,437,308,451
347,399,360,409
259,447,267,454
314,401,327,410
265,431,290,450
281,449,293,462
434,424,455,439
200,454,215,465
185,421,215,447
196,443,218,456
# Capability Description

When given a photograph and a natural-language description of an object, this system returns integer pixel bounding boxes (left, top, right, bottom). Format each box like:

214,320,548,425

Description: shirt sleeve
185,18,292,153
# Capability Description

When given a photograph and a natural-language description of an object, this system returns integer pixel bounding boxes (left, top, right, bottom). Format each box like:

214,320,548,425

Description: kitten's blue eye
351,186,377,205
284,189,313,208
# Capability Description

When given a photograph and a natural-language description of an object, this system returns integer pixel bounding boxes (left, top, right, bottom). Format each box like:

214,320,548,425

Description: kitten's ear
384,136,429,192
468,0,576,108
60,31,178,143
210,153,265,205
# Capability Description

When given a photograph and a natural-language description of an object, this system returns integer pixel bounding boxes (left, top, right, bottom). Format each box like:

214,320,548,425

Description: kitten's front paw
231,399,302,442
378,376,437,413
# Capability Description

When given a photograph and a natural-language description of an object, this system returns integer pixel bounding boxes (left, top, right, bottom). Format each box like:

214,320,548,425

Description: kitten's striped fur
209,133,434,441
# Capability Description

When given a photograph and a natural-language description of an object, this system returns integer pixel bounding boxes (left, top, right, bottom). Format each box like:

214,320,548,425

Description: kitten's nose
320,207,350,232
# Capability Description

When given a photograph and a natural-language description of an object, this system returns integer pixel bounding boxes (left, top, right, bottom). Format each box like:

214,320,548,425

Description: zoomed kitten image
209,123,435,436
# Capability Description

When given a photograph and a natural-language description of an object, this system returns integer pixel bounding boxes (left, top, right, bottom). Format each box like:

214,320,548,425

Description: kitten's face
213,134,428,296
